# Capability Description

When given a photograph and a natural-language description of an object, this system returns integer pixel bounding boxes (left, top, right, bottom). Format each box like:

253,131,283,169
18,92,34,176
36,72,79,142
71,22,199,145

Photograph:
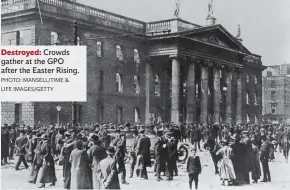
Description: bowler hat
138,128,145,133
89,134,100,143
64,131,71,137
41,134,49,140
106,146,116,155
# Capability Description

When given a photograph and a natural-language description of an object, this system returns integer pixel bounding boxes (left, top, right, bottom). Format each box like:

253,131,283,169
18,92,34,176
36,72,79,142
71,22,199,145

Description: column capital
224,65,235,73
169,54,182,60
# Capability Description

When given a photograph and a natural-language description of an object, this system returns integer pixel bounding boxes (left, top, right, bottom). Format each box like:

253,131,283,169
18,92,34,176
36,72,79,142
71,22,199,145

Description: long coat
1,130,10,158
154,136,166,172
38,142,57,184
231,142,247,184
136,134,151,168
88,144,107,189
70,148,92,189
242,137,255,172
251,144,261,179
15,136,27,156
97,156,120,190
26,138,36,163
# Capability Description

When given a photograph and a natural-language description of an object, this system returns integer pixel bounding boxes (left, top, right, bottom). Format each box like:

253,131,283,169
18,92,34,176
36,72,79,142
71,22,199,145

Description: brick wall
1,102,15,125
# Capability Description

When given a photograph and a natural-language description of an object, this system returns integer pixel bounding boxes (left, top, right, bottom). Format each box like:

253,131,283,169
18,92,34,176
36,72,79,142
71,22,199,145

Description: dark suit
15,136,29,169
166,138,178,180
154,136,166,179
191,128,201,150
136,134,151,179
260,142,271,182
186,155,201,190
29,141,43,183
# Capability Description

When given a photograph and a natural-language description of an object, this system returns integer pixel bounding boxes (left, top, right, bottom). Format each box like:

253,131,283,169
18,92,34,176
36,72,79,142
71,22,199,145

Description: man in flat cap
165,131,178,180
154,128,167,181
260,135,271,182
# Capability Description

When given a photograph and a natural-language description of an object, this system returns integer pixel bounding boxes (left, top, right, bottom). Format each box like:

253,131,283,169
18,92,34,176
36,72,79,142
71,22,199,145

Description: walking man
15,129,29,170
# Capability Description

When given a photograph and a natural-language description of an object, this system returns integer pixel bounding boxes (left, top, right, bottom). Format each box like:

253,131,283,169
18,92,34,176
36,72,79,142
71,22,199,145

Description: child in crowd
186,148,202,190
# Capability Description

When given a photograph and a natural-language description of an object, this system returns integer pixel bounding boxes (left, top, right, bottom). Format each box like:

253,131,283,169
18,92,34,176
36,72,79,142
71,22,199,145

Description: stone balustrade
1,0,146,32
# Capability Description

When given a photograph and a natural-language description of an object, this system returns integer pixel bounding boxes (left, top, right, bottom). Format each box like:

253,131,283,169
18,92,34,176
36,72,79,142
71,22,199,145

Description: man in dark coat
129,130,139,178
191,125,201,150
154,129,166,181
1,125,10,165
28,133,43,184
15,129,29,170
88,134,107,189
241,130,254,184
165,131,178,180
110,130,129,184
9,125,17,159
136,128,151,180
204,133,221,175
260,136,271,182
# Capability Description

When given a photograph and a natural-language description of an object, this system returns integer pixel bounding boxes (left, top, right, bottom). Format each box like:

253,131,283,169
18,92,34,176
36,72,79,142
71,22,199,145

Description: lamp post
56,104,62,125
222,86,227,123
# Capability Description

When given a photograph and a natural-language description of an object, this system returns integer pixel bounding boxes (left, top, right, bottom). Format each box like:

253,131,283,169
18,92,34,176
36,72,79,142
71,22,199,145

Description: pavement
1,149,290,190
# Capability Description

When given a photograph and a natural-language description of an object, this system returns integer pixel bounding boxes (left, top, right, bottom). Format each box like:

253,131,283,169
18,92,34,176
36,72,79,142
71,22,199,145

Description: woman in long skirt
282,136,290,163
216,139,236,186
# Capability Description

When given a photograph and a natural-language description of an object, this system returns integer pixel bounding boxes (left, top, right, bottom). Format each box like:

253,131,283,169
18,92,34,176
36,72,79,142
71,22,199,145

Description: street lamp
56,104,62,125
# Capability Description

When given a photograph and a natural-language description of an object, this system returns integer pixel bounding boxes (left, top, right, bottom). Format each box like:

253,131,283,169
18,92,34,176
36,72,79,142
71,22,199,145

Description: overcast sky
79,0,290,66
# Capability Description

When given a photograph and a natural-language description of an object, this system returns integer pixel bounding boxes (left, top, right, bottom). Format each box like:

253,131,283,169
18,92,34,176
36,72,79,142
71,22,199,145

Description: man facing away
260,135,271,182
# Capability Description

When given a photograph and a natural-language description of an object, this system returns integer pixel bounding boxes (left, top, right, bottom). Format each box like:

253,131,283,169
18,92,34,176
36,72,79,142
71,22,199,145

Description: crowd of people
1,122,290,190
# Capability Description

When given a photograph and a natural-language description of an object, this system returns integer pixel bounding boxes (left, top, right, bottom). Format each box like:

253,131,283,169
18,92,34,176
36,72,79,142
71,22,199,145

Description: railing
39,0,145,29
147,20,172,30
1,0,146,30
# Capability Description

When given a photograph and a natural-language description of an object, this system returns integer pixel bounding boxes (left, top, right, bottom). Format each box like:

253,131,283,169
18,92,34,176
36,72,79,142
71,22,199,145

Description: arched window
134,49,140,64
246,114,250,123
246,92,250,104
254,92,257,105
134,75,140,94
154,74,160,96
134,108,140,123
246,74,250,83
254,76,258,84
255,116,258,124
116,73,123,93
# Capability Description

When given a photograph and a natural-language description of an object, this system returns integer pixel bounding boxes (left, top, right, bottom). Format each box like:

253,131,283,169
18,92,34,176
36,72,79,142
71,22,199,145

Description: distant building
262,65,290,123
1,0,265,126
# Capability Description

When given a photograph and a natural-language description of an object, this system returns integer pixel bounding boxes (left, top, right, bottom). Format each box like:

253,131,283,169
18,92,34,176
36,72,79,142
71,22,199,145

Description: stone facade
1,0,266,126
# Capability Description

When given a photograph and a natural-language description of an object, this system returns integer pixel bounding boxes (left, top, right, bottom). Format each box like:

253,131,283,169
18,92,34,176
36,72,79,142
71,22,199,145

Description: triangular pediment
182,25,251,54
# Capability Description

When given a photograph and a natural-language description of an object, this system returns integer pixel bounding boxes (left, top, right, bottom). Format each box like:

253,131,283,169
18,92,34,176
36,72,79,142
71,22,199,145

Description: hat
41,134,49,140
89,134,100,143
35,133,43,138
94,128,100,132
19,129,25,134
125,122,131,127
64,131,71,137
106,146,116,155
115,129,120,133
242,130,248,134
138,128,145,133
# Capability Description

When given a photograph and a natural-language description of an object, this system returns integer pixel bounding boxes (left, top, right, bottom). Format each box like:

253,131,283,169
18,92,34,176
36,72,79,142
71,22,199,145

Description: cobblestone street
2,149,290,190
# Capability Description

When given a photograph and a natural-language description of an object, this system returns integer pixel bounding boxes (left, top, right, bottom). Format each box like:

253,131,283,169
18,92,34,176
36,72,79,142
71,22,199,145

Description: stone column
213,67,221,123
236,69,242,124
200,63,208,124
145,61,153,125
171,56,180,124
225,69,232,124
186,61,196,123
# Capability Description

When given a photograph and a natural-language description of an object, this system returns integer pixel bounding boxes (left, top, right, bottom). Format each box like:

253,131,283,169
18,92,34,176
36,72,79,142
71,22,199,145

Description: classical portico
145,18,265,125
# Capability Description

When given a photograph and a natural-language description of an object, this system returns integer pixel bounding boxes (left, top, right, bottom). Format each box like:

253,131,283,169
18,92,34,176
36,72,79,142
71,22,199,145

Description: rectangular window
271,104,277,114
117,106,123,124
116,45,123,61
99,70,104,91
97,41,102,57
271,91,276,100
116,73,123,93
99,105,104,122
134,75,140,94
50,31,58,45
134,49,140,64
270,80,276,87
14,103,22,124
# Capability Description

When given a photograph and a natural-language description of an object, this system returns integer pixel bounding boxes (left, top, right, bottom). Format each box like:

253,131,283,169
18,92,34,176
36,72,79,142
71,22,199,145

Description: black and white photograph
1,0,290,189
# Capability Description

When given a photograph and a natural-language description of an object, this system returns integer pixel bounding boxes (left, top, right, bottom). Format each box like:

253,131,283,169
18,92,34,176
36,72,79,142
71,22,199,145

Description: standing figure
186,148,201,190
204,134,221,175
154,129,167,181
129,130,139,178
281,136,289,163
260,136,271,182
37,134,57,188
136,128,151,180
251,141,261,183
15,129,29,170
110,130,129,184
70,140,92,189
216,139,236,186
97,146,121,190
88,134,107,189
28,133,42,184
1,125,10,165
165,131,178,181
